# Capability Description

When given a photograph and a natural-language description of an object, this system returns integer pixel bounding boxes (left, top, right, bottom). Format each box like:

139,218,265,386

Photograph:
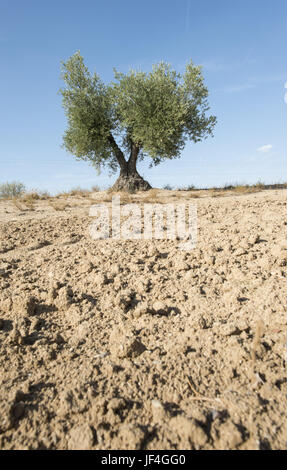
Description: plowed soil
0,189,286,450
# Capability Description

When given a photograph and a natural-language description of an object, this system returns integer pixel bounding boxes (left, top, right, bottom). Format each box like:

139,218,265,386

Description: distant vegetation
167,181,287,192
1,181,287,205
0,181,26,198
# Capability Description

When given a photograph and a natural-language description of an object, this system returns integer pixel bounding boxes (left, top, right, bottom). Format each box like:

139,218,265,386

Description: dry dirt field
0,188,286,450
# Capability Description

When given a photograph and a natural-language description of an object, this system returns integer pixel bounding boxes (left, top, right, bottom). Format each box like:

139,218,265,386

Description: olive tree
60,52,216,191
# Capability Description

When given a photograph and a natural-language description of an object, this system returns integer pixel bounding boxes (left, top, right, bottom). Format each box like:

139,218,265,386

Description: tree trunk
112,166,151,192
111,140,151,192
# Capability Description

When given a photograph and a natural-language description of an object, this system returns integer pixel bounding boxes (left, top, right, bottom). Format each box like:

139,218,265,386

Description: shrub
22,192,40,201
0,181,26,199
48,200,68,211
69,187,90,197
178,184,196,191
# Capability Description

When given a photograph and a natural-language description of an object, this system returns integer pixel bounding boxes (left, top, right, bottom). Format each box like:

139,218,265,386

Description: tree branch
108,133,127,169
128,141,140,171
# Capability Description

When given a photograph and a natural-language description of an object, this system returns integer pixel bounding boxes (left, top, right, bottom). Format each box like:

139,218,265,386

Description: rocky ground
0,188,286,450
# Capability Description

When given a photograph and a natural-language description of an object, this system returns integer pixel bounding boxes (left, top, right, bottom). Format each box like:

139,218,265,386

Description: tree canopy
59,52,216,190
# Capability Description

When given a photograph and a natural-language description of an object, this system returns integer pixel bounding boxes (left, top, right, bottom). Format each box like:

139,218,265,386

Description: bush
0,181,26,199
178,184,196,191
22,192,41,201
69,187,90,197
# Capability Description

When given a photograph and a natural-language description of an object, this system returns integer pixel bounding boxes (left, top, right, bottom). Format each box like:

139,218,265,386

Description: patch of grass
12,198,26,211
48,200,68,211
22,192,40,202
145,188,159,199
119,191,133,205
23,200,36,211
55,187,92,198
179,190,202,199
55,191,70,199
11,197,35,211
112,191,134,204
255,180,265,190
69,187,91,197
98,190,134,204
19,190,49,209
142,188,164,204
233,185,252,194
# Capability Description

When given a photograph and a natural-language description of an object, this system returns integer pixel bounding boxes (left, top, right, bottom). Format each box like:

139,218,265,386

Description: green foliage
0,181,26,199
59,52,116,173
59,52,216,173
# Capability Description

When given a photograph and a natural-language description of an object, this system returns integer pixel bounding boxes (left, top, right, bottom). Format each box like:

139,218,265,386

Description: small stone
152,301,167,315
76,321,90,342
148,247,160,258
67,423,94,450
218,323,241,337
234,247,248,256
172,392,182,404
249,234,261,245
11,328,25,345
109,327,146,359
117,424,146,450
94,273,108,286
217,422,243,449
107,397,126,413
78,262,93,274
29,317,41,332
169,415,208,448
13,295,36,317
177,262,190,271
0,298,12,313
11,402,25,419
54,333,65,345
133,302,149,318
151,400,166,422
54,287,74,310
66,305,81,325
48,281,61,302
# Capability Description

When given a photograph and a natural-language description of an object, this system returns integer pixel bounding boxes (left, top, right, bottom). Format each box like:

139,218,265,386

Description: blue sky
0,0,286,193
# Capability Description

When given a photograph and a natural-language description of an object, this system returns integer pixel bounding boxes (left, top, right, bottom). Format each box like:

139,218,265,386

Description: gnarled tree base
112,172,152,192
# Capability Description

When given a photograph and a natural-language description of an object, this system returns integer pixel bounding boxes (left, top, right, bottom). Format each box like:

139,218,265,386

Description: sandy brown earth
0,188,286,450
